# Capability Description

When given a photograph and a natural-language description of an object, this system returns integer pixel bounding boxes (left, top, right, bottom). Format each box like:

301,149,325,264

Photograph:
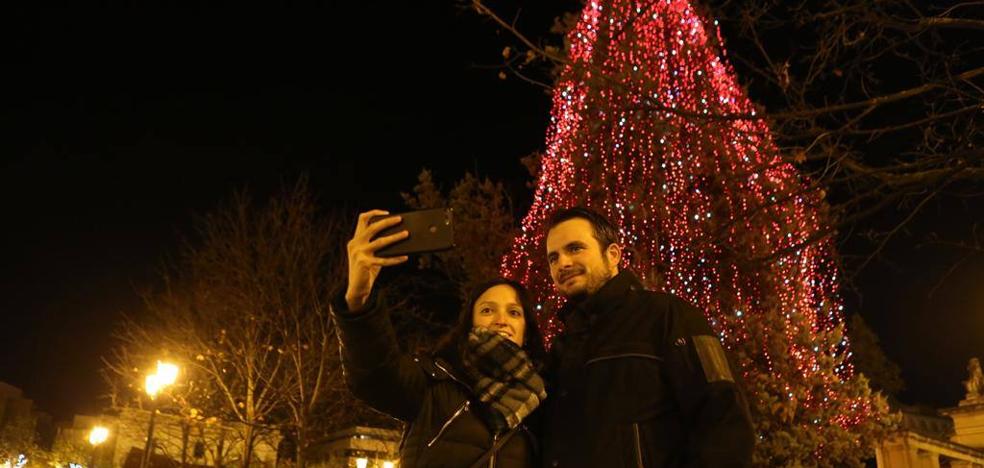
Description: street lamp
140,361,179,468
145,374,162,399
88,426,109,468
156,361,179,386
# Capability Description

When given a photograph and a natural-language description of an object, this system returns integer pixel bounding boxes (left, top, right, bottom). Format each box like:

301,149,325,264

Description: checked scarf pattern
460,326,547,431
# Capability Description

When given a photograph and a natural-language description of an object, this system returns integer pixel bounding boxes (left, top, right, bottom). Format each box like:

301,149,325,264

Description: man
540,207,754,467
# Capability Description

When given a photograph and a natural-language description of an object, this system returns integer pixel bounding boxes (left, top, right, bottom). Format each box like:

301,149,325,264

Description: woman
332,210,547,468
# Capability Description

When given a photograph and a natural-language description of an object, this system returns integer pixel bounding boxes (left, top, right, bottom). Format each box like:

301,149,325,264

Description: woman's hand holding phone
344,210,409,312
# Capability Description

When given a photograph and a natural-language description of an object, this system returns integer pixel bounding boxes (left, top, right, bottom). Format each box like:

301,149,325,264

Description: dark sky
2,2,981,420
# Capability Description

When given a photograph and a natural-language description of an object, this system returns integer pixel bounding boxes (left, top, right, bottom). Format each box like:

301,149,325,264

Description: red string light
500,0,888,460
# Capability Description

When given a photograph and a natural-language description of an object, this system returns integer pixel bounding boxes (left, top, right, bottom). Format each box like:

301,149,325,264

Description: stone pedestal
944,401,984,450
876,434,942,468
875,430,984,467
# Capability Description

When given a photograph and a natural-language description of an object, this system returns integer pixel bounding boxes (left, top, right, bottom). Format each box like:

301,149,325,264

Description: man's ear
606,243,622,272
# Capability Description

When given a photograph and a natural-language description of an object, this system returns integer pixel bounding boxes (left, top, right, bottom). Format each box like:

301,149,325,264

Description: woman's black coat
331,294,538,468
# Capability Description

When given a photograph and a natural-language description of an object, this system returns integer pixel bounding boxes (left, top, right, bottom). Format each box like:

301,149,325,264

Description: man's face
546,218,620,300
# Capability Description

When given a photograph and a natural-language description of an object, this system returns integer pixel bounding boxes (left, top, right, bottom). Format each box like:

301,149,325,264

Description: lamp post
140,361,179,468
87,426,109,468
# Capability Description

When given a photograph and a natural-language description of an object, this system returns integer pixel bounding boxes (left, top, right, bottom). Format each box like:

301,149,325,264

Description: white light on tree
355,458,368,468
383,462,395,468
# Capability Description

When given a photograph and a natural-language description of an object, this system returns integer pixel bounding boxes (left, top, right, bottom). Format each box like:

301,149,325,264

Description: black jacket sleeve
661,297,755,467
330,290,427,421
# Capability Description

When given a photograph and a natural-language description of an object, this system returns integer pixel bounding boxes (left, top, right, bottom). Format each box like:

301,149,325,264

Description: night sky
2,2,982,421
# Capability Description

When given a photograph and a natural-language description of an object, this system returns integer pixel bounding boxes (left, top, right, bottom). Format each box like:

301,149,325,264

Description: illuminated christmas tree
500,0,896,464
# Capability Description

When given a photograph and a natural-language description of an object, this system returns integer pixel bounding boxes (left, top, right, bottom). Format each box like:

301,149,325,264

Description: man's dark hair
546,206,620,250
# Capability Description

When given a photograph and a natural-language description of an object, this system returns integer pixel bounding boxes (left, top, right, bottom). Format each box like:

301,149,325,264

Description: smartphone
369,208,455,257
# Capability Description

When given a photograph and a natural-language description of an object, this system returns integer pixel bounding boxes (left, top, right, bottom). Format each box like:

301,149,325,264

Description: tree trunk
215,429,226,468
241,424,254,468
180,421,190,468
295,422,306,468
243,426,253,468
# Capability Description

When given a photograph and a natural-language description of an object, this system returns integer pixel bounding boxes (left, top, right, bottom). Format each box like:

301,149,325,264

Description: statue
963,357,984,404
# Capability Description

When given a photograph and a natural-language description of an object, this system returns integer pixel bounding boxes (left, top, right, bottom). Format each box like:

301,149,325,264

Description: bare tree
252,188,368,468
700,0,984,276
103,179,379,468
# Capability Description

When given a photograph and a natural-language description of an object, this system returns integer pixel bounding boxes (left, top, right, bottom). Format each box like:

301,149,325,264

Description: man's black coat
541,270,755,467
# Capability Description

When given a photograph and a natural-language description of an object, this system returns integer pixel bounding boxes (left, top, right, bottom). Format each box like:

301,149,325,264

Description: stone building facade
876,358,984,467
55,409,279,468
0,382,54,464
305,426,400,468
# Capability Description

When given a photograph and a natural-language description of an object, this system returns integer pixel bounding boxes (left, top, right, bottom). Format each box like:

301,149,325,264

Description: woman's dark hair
434,278,547,366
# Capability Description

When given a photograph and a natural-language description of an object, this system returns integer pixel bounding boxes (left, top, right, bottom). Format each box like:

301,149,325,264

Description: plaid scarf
459,327,547,432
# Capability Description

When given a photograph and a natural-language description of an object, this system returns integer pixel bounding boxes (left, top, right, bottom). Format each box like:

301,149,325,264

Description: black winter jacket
331,293,539,468
541,270,755,468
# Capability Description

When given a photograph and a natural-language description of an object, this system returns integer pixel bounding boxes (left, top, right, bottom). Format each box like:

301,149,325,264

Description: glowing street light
140,362,179,468
355,458,368,468
156,361,179,386
383,462,395,468
88,426,109,467
145,374,162,400
88,426,109,446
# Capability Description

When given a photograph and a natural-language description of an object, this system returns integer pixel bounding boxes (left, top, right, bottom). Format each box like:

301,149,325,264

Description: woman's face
471,284,526,347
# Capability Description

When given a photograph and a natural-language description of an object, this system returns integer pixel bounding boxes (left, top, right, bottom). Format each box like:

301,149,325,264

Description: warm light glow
145,374,161,398
88,426,109,446
145,361,178,399
355,458,368,468
383,462,395,468
156,361,179,386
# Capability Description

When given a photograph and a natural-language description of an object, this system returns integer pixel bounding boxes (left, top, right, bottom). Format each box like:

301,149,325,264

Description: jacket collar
431,345,468,383
558,269,644,325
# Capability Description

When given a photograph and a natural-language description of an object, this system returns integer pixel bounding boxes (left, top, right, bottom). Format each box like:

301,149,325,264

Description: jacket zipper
632,423,644,468
489,432,498,468
427,400,470,447
433,358,501,466
434,359,473,391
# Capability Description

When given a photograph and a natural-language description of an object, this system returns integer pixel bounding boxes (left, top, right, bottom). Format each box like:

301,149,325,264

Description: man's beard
560,261,614,302
583,268,614,295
